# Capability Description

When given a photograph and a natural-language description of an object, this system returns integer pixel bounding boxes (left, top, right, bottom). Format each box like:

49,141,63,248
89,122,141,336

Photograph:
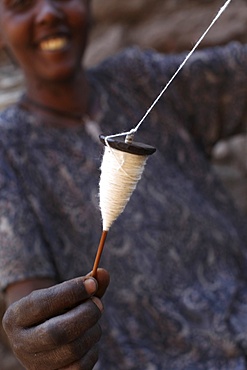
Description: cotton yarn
91,136,155,276
92,0,232,274
99,136,156,231
99,147,146,231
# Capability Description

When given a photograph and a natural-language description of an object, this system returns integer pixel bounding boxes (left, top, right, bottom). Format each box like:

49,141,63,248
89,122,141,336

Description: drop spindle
91,134,156,277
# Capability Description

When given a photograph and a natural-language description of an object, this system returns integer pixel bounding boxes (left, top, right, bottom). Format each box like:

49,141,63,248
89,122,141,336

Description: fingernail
91,297,104,312
84,278,98,295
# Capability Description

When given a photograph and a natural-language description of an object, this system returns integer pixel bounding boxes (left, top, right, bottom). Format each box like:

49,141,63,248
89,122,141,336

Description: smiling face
0,0,91,83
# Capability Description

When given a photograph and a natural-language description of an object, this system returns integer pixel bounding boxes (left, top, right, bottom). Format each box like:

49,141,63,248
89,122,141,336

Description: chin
40,51,82,81
25,58,83,84
42,66,81,82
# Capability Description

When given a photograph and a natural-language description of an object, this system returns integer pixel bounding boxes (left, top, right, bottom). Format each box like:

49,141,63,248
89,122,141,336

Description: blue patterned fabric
0,43,247,369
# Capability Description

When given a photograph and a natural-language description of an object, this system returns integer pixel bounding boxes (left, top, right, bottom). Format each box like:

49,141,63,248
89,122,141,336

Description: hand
2,269,110,370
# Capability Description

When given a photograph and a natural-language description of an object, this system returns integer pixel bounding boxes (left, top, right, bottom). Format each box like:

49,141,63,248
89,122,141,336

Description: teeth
40,37,68,51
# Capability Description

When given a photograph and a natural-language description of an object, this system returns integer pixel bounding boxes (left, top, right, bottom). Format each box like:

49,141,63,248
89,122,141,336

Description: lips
39,35,70,52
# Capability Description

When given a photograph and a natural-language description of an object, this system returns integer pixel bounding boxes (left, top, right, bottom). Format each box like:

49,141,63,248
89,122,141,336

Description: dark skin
3,270,110,369
0,0,110,368
0,0,92,119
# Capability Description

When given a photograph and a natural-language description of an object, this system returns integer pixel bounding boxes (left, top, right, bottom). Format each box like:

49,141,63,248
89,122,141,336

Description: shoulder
0,105,35,155
0,103,34,133
89,42,247,84
0,105,20,130
93,46,149,69
0,107,15,148
88,46,162,81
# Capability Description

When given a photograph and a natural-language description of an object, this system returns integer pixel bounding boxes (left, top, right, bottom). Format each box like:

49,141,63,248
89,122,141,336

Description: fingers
4,277,98,328
88,268,110,298
25,325,101,369
2,272,110,370
60,346,99,370
30,300,102,350
4,298,102,354
3,297,103,370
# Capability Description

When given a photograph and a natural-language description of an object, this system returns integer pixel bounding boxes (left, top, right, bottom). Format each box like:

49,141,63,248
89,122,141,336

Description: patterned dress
0,42,247,369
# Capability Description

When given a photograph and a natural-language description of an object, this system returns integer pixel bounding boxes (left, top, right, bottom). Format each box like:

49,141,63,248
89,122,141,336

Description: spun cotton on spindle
93,0,232,275
99,146,148,231
91,136,155,276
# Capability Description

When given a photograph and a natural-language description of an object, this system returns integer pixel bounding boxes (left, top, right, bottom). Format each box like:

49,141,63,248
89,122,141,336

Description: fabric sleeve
228,283,247,355
126,42,247,155
0,142,57,291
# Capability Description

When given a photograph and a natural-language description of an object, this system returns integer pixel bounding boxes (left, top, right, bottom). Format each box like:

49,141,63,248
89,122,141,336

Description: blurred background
0,0,246,368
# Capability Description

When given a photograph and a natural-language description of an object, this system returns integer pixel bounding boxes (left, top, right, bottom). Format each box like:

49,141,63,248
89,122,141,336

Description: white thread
98,0,232,231
105,0,233,143
99,147,148,231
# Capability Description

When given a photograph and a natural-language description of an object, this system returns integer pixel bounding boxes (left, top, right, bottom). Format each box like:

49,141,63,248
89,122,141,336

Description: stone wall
85,0,247,66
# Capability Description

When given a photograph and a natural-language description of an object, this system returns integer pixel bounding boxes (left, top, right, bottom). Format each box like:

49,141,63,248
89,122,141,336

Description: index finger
87,268,110,298
6,277,97,327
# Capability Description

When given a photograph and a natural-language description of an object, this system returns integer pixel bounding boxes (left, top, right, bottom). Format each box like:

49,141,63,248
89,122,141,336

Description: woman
0,0,110,368
0,0,247,369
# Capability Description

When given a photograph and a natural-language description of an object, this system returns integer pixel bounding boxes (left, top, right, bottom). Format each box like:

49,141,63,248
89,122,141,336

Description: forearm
5,278,56,307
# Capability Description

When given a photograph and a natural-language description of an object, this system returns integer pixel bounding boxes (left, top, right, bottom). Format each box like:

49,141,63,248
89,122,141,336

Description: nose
35,0,64,25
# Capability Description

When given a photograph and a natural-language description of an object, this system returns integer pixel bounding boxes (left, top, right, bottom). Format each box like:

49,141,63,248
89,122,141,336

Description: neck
20,70,104,128
24,70,90,117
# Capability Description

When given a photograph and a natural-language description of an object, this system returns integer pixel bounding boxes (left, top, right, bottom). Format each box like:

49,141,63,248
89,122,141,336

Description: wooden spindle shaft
91,230,108,278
